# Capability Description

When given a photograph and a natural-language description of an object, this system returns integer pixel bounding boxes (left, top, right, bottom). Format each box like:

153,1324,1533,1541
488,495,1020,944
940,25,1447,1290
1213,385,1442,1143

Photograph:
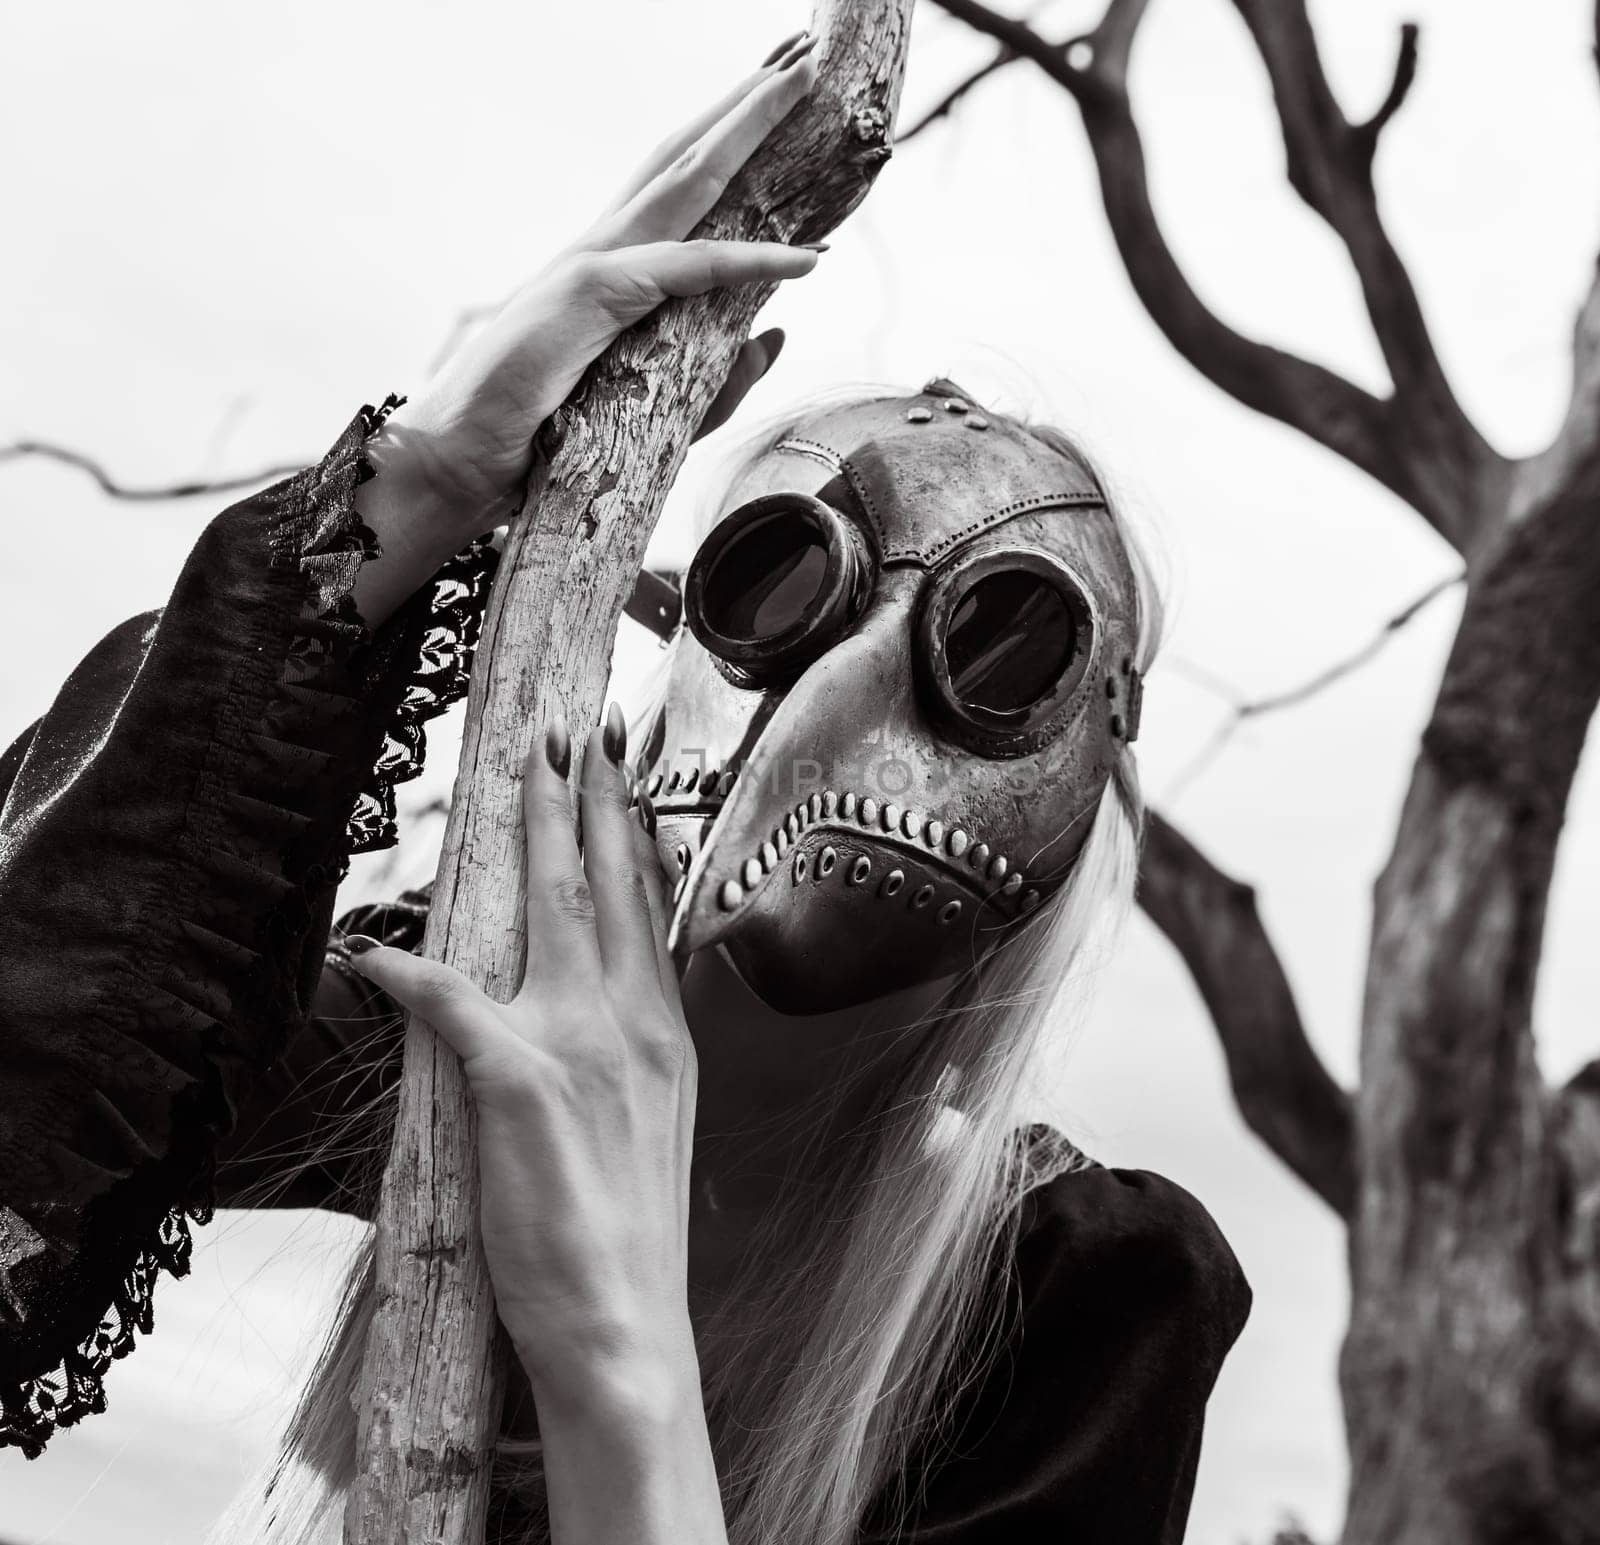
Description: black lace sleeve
0,400,497,1459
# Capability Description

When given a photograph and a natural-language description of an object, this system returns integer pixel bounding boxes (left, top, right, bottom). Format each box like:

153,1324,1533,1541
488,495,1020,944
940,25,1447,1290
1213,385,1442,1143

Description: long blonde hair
204,388,1166,1545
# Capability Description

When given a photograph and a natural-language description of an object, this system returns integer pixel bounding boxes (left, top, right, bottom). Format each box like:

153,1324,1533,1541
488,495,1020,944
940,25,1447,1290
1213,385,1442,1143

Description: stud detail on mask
906,406,933,423
818,845,838,876
648,774,663,796
822,790,838,817
719,880,744,910
1020,889,1041,913
849,855,873,885
719,770,738,797
882,803,900,833
989,854,1008,882
881,869,905,897
794,852,809,883
971,841,991,870
860,796,879,826
965,416,990,431
761,840,779,871
948,828,969,858
939,900,963,924
943,399,969,415
742,858,763,890
925,817,943,847
912,884,936,909
901,809,922,839
675,844,691,871
842,792,858,819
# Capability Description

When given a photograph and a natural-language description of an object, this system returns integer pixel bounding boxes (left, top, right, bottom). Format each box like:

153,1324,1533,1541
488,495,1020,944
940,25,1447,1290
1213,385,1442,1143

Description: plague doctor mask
636,380,1145,1015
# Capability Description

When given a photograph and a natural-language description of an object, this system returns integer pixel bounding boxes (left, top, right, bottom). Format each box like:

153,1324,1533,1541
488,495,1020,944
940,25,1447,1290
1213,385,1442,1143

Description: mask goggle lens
920,548,1096,756
685,492,871,686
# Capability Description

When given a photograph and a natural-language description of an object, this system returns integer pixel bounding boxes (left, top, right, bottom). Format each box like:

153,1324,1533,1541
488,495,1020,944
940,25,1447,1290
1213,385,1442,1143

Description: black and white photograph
3,3,1598,1543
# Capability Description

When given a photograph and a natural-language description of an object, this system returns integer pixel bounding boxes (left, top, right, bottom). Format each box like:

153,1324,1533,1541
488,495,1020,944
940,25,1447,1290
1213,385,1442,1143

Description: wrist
514,1313,702,1428
363,405,496,548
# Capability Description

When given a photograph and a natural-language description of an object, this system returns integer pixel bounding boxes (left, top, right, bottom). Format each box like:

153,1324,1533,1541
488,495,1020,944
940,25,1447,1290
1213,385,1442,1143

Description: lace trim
345,541,497,854
1,398,498,1459
0,1155,215,1460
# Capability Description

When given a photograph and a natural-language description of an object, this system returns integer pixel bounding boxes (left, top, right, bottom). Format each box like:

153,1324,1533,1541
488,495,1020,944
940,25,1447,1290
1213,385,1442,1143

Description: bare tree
341,7,914,1543
915,3,1600,1542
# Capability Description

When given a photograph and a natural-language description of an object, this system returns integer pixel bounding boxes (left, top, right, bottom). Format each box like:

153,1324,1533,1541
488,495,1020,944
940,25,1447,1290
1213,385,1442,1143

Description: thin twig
0,440,304,501
898,45,1021,141
1160,570,1464,801
1,303,499,504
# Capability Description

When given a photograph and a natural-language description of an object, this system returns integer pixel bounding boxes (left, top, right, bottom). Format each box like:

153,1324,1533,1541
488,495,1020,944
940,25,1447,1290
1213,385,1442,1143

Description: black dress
0,404,1250,1542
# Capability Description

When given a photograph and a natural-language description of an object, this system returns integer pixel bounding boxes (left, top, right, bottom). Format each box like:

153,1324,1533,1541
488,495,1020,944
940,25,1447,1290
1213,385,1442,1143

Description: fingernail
344,934,382,955
545,716,572,778
762,28,806,67
639,790,658,839
795,241,829,253
602,702,627,766
778,33,819,70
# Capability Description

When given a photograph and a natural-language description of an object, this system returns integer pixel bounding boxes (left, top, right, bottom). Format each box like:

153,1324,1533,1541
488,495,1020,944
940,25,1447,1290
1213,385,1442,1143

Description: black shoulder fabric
864,1163,1251,1544
0,404,496,1458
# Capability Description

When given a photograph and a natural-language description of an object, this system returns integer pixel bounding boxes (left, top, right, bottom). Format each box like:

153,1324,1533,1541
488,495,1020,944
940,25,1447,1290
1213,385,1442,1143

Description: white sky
3,2,1598,1542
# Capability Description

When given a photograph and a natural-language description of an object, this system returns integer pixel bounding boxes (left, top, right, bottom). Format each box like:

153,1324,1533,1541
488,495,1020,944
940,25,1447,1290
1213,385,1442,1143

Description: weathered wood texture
925,2,1600,1541
344,7,915,1542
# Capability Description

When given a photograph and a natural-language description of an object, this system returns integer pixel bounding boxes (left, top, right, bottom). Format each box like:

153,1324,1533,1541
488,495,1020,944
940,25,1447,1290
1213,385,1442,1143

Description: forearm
521,1339,730,1545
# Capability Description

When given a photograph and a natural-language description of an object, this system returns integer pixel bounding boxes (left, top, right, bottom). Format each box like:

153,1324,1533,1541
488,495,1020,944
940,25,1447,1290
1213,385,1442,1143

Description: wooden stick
345,7,914,1540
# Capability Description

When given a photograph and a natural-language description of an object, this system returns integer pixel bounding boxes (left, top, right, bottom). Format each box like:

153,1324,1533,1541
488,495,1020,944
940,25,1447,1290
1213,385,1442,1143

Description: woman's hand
380,32,822,539
343,707,698,1403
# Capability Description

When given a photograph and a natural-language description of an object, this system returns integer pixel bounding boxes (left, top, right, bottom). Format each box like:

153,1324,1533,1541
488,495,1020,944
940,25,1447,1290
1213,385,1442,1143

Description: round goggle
685,500,1095,756
683,491,873,687
915,546,1097,757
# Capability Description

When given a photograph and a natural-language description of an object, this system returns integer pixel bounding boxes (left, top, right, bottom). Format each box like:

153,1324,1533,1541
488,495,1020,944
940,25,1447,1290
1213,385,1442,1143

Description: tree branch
1139,812,1355,1216
1228,1,1504,543
0,440,301,500
926,0,1502,550
1161,570,1464,801
1510,257,1600,521
345,9,915,1542
1349,22,1419,169
898,44,1021,141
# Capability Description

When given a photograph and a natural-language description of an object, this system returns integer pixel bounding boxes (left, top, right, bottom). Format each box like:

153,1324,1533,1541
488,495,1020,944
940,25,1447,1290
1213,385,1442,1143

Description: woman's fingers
343,941,507,1067
600,49,818,248
601,240,819,320
523,718,603,991
578,707,663,992
597,55,780,221
626,791,683,1004
692,328,785,443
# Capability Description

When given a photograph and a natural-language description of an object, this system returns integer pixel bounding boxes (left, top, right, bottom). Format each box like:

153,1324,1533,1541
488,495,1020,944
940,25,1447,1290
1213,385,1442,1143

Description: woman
0,33,1248,1545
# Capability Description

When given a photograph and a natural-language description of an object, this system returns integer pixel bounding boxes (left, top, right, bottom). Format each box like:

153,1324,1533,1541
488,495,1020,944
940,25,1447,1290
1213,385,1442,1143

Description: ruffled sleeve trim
0,398,497,1458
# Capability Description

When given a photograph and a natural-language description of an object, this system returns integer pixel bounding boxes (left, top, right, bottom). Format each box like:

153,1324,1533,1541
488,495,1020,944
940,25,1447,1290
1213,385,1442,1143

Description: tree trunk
342,8,914,1542
1340,490,1600,1545
916,4,1600,1540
